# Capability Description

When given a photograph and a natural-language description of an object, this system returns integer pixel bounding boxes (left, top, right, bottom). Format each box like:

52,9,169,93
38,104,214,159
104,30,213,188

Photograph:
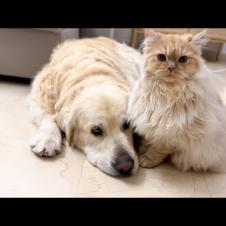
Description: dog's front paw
31,132,62,157
139,154,160,168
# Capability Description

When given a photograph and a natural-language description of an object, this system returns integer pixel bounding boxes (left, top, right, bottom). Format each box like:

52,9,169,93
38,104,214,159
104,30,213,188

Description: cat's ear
145,29,161,39
191,29,207,46
144,29,161,46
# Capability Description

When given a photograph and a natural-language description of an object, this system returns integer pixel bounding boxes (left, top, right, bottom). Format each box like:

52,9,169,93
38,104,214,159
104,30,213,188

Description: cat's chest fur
129,78,205,141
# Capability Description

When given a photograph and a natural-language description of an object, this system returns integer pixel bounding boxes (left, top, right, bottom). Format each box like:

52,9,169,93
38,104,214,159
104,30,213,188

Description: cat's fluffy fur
128,29,226,173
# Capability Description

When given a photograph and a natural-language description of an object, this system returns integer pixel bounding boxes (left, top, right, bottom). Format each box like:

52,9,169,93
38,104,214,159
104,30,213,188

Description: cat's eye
157,54,167,62
178,56,188,63
122,121,130,130
91,126,103,136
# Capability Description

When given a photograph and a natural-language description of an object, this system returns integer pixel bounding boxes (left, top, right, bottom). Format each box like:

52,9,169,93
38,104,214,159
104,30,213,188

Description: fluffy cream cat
128,29,226,173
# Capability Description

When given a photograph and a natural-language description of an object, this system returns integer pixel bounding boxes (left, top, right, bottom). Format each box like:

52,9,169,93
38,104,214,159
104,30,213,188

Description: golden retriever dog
28,37,142,176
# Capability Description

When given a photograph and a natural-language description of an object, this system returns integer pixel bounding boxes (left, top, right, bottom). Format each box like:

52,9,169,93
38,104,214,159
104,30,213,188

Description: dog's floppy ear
55,89,82,148
55,105,79,148
65,111,80,148
66,126,76,147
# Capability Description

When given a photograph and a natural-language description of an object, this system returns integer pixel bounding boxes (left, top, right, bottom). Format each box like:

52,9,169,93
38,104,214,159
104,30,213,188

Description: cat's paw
139,154,160,168
30,131,62,157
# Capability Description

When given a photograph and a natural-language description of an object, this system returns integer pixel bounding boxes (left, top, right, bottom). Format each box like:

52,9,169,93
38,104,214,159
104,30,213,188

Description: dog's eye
157,54,167,62
91,126,103,136
178,56,188,63
122,121,130,130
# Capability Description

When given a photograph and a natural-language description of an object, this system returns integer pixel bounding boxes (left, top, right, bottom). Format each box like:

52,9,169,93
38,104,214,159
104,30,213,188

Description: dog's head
56,83,139,177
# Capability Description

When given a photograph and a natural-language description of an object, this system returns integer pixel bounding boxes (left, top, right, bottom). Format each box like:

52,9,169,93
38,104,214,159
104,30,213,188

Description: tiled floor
1,61,226,197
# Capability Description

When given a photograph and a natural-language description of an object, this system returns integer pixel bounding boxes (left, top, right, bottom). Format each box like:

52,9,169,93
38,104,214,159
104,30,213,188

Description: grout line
74,155,86,196
202,174,212,198
192,174,196,195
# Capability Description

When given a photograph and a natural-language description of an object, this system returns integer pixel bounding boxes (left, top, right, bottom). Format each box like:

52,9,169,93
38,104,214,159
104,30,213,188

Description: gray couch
0,29,79,78
0,28,134,79
79,28,133,45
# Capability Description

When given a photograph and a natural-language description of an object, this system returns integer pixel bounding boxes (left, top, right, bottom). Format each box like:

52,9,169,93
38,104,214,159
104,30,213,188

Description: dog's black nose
112,153,134,176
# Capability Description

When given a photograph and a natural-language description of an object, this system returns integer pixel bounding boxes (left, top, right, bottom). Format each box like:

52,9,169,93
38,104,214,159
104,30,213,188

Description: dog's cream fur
128,30,226,173
28,37,142,176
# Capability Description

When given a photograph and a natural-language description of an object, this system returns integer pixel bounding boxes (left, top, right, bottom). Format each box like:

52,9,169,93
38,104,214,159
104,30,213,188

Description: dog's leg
30,117,62,157
138,145,172,168
29,99,62,157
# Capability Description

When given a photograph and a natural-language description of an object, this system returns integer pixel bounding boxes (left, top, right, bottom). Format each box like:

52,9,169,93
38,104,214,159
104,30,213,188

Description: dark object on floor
0,74,32,85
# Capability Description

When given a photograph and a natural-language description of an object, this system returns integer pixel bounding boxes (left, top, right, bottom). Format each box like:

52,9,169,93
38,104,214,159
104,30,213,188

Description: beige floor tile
203,173,226,197
77,161,211,197
0,80,85,197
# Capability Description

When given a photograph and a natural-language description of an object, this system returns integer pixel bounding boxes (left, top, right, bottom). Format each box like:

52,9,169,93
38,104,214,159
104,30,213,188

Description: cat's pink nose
168,66,176,72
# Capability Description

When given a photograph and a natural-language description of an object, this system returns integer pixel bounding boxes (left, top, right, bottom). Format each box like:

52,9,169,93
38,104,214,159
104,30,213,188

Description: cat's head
143,29,207,83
